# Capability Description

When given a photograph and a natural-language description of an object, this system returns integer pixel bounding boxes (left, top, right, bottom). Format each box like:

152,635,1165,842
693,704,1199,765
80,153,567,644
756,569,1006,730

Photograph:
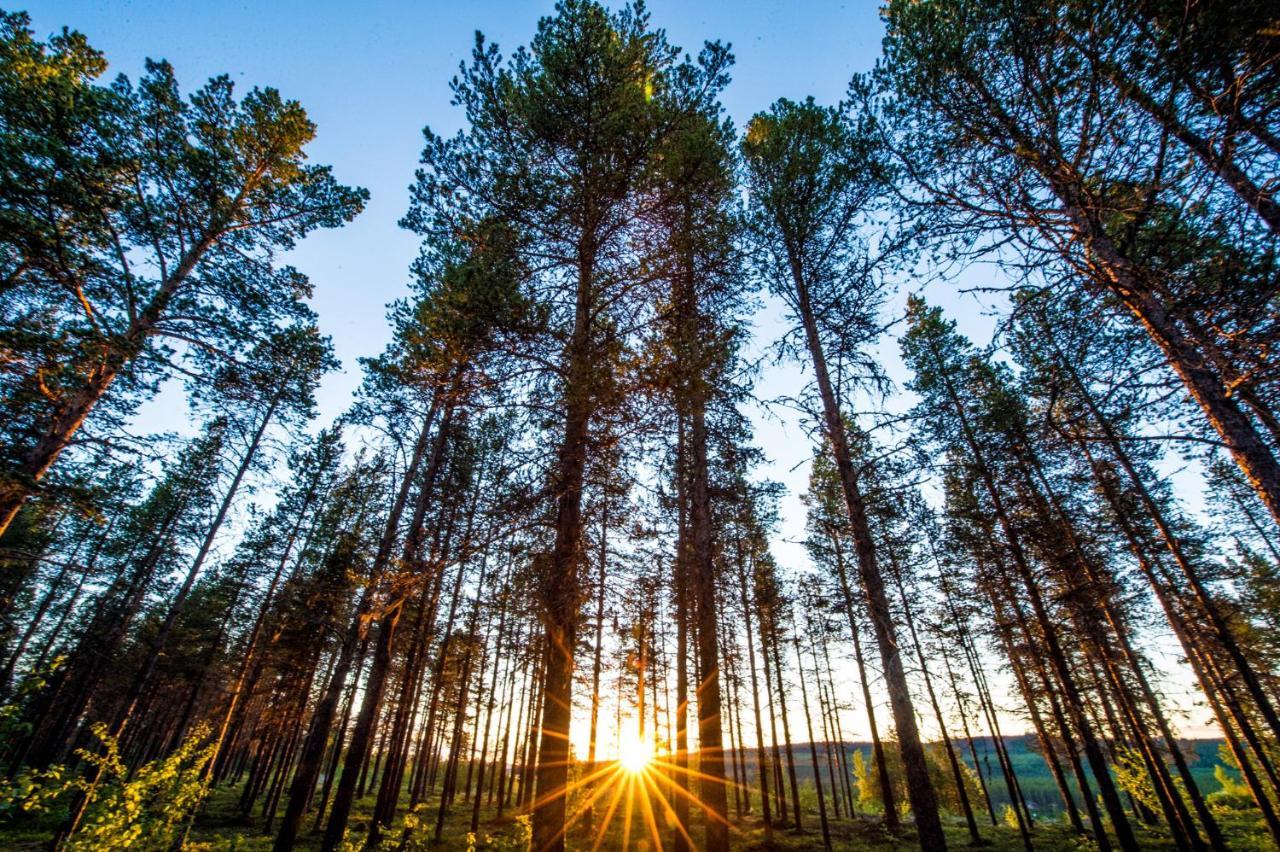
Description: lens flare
617,737,654,774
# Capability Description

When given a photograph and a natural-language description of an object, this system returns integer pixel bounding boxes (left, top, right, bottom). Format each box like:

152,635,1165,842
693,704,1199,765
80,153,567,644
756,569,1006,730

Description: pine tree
405,5,731,846
744,96,946,849
879,0,1280,528
0,14,366,537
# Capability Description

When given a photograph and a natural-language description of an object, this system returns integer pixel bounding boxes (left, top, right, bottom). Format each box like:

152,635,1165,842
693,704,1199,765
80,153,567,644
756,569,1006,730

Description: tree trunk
0,234,219,538
1046,332,1280,748
767,623,802,831
790,266,945,849
672,244,729,851
735,545,773,832
922,330,1139,851
470,571,510,833
830,535,899,829
887,551,981,845
529,239,596,851
320,399,455,852
586,509,608,830
673,414,692,852
1050,172,1280,530
794,629,832,851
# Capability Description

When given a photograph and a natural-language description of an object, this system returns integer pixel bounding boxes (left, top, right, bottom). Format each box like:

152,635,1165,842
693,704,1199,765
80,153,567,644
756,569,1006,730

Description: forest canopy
0,1,1277,850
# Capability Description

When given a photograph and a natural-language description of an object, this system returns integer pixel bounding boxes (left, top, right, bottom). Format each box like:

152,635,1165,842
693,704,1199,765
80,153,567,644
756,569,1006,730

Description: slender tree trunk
499,646,531,815
433,603,482,842
1045,333,1280,748
757,586,787,824
921,330,1140,851
520,647,545,810
830,535,899,829
813,657,841,820
672,247,729,851
735,547,773,832
673,415,692,852
793,629,831,850
767,623,802,832
789,265,944,848
320,399,455,852
887,552,981,845
924,533,1003,830
819,635,857,818
529,244,596,851
1049,172,1280,529
272,398,440,850
471,573,511,833
586,508,607,830
723,632,748,818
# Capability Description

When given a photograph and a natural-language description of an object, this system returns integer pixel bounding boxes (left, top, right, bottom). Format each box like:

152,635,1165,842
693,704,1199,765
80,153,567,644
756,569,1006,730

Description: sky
21,1,1217,744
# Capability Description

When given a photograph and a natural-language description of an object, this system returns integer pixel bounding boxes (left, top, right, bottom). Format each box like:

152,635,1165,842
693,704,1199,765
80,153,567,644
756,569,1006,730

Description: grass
2,770,1274,850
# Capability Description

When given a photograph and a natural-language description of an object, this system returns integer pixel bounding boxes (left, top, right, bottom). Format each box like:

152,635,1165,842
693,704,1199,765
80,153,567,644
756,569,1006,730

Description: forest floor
180,785,1273,851
1,781,1272,849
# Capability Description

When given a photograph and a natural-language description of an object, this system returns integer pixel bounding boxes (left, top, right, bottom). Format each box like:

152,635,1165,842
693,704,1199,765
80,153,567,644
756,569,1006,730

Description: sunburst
617,737,654,774
527,732,738,852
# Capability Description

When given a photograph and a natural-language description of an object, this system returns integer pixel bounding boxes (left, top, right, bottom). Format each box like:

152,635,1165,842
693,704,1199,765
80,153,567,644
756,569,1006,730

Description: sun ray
528,760,621,816
540,737,747,851
637,762,733,830
621,774,635,852
636,767,671,850
590,768,632,852
560,765,626,839
640,770,699,850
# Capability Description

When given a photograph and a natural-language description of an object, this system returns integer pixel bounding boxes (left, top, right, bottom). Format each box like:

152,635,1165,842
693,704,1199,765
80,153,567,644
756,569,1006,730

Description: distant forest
730,737,1238,816
0,0,1278,850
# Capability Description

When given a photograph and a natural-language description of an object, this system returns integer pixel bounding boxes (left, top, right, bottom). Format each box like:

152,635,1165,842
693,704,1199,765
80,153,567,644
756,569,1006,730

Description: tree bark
735,544,774,832
320,399,454,852
793,628,832,851
829,534,899,829
1050,171,1280,531
887,551,981,845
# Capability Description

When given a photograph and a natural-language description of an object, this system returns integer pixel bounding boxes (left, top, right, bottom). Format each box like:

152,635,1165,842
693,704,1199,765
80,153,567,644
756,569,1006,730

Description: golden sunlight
616,736,654,774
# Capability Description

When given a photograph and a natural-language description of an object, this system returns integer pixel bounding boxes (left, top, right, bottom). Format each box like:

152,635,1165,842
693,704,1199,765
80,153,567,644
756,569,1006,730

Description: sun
616,737,654,774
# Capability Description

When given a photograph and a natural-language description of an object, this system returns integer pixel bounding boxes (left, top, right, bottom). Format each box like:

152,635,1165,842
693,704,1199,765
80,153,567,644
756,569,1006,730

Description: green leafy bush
0,722,215,849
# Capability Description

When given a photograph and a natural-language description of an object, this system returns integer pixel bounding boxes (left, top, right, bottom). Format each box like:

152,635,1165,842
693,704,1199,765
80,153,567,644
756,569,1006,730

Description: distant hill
721,736,1231,813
